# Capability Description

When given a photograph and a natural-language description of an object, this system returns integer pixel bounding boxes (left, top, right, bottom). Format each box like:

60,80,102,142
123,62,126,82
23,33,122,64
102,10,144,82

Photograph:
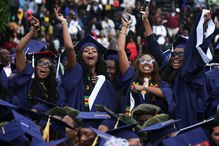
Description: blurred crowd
1,0,219,62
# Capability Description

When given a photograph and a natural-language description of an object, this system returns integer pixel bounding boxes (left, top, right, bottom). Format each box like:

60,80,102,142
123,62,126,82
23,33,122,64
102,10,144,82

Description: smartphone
123,13,132,22
140,0,150,14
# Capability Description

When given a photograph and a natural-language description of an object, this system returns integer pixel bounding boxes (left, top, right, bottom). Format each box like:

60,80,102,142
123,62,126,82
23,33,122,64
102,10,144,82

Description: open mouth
143,66,151,71
87,56,94,60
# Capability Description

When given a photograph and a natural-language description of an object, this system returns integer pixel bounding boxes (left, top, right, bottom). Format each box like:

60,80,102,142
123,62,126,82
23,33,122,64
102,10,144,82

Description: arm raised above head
117,13,133,75
16,16,40,73
54,8,76,69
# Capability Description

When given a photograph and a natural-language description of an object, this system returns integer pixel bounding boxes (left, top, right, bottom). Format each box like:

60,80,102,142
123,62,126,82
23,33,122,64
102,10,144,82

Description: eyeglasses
36,60,52,68
171,51,184,57
139,58,155,65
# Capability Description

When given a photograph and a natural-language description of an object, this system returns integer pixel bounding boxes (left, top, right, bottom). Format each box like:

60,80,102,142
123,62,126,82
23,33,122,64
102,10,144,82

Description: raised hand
30,16,40,32
54,7,66,23
142,6,149,21
121,13,133,28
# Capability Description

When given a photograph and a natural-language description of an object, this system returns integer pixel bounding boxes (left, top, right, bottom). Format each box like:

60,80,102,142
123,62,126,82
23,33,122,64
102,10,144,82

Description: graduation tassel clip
43,115,51,142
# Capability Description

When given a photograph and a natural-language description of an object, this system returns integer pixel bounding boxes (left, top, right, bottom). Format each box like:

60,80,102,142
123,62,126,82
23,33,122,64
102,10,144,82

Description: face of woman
36,58,51,79
138,55,154,74
171,47,184,70
82,46,98,67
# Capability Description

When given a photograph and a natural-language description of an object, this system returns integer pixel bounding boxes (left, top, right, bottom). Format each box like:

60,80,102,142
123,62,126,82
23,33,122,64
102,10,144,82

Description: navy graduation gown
60,62,119,112
205,69,219,117
0,67,10,101
145,11,215,128
10,62,61,112
120,67,175,114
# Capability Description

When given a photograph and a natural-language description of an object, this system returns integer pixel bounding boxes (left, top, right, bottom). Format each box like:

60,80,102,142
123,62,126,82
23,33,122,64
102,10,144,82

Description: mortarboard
76,111,110,128
31,96,57,112
95,104,127,129
162,127,210,146
12,110,43,140
172,36,188,50
0,121,25,143
176,118,214,135
23,39,45,56
107,124,139,140
0,100,17,121
31,137,69,146
131,104,161,116
74,35,107,55
104,50,118,62
46,106,80,119
90,127,113,145
139,119,180,144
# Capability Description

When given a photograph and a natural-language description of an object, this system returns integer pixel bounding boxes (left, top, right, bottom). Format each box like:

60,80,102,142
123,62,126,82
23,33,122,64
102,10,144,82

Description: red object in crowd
126,42,138,61
167,13,180,28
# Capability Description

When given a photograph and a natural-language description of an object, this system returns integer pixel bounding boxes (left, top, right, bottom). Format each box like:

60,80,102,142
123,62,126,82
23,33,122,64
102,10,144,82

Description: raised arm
54,8,76,69
117,14,132,76
142,7,164,66
16,16,40,73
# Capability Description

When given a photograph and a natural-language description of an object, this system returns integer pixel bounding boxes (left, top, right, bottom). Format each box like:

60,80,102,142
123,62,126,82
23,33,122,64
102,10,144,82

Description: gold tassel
43,115,51,142
92,135,99,146
114,117,120,129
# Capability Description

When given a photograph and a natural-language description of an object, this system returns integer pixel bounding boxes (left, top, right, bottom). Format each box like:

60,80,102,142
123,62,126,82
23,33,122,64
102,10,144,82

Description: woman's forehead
140,54,152,59
83,46,97,51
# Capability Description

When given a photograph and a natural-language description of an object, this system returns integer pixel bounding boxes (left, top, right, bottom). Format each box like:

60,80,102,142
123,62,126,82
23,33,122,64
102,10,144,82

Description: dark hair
31,58,57,103
77,51,108,79
134,54,161,83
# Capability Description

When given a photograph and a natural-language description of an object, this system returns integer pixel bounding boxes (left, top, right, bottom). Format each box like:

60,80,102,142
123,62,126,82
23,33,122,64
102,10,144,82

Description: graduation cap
139,119,180,144
38,112,77,142
46,106,80,119
31,96,57,112
104,49,118,62
31,137,69,146
176,117,214,135
76,111,110,128
95,104,127,129
74,35,107,55
23,39,45,56
172,36,188,50
90,127,113,145
106,124,139,140
131,104,161,117
12,110,43,140
162,127,210,146
0,100,17,122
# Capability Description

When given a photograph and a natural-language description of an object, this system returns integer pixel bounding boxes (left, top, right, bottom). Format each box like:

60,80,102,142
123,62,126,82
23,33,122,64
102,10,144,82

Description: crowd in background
1,0,219,62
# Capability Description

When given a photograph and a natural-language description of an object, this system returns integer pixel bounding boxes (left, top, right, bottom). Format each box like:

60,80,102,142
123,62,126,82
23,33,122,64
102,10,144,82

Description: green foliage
0,0,11,32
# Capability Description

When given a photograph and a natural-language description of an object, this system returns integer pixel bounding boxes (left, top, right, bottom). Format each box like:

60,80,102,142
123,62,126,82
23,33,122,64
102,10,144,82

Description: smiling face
106,60,116,81
138,55,155,75
36,58,51,79
82,46,98,68
171,47,184,70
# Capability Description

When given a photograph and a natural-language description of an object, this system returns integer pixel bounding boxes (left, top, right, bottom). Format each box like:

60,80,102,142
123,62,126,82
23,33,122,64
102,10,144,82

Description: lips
87,56,94,60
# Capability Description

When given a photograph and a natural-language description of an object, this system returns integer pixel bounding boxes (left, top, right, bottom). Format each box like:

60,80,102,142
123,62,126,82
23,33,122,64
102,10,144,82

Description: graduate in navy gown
54,8,119,112
12,16,60,112
117,12,175,115
142,7,215,128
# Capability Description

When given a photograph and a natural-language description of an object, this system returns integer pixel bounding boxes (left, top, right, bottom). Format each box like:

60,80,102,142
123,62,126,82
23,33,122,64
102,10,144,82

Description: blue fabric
146,12,214,129
120,67,175,114
60,63,119,112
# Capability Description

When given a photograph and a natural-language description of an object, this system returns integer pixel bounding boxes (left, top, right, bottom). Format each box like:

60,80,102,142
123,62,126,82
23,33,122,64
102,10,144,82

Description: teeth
144,66,150,70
